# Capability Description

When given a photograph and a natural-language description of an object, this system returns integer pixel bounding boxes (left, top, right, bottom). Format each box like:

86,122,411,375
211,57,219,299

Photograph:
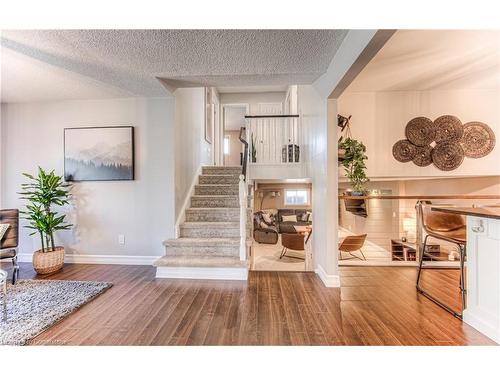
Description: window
284,189,309,206
224,136,230,155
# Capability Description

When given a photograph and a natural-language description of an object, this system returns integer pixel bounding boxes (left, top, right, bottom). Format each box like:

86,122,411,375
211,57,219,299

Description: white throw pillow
261,213,273,225
0,223,10,241
282,215,297,222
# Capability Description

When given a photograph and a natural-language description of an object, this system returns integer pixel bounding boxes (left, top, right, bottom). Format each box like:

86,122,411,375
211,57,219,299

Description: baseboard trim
174,164,204,238
156,266,248,281
315,264,340,287
463,310,499,344
15,253,158,266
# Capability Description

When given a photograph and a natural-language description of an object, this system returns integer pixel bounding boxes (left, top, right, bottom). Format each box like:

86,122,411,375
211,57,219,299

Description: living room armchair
0,209,20,284
253,211,279,244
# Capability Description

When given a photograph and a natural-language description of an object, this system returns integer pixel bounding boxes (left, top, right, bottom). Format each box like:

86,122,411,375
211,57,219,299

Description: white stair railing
238,175,247,261
245,114,301,165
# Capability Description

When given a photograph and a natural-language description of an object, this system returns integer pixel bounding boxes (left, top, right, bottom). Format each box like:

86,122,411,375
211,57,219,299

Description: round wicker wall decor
392,140,417,162
431,141,464,171
460,121,495,158
434,115,463,143
405,117,435,146
412,145,433,167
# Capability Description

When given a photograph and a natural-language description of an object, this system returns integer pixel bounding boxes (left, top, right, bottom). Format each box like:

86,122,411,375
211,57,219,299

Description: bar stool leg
416,235,463,319
416,235,429,289
458,243,467,313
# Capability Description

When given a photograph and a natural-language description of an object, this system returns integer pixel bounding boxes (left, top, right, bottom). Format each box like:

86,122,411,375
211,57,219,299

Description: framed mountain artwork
64,126,134,181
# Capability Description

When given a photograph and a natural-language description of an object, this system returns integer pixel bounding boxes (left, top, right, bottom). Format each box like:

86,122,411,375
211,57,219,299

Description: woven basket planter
32,246,65,274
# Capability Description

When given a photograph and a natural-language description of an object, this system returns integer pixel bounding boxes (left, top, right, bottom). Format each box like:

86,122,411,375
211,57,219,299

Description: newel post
239,174,247,261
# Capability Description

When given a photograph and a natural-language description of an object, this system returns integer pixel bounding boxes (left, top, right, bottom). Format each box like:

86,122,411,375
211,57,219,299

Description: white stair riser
190,196,239,208
195,185,238,195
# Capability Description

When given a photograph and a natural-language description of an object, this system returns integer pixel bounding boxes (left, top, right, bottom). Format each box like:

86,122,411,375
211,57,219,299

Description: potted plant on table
19,167,73,274
338,136,370,217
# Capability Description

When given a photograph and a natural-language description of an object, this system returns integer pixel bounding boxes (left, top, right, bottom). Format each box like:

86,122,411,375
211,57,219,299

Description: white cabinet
463,216,500,343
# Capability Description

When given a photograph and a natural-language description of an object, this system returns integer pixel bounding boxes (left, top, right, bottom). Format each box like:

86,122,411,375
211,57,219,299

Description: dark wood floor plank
3,262,495,346
185,288,223,345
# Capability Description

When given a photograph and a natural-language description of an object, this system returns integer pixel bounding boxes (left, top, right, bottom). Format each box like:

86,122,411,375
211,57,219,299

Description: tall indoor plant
338,136,369,194
19,167,73,274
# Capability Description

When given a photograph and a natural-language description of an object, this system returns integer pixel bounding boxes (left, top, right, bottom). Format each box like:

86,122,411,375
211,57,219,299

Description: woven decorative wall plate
392,139,417,162
431,141,464,171
412,145,433,167
434,115,463,143
460,121,495,158
405,117,435,146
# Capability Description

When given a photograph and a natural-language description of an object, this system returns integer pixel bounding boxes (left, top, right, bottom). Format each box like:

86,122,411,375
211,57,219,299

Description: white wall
220,92,286,114
338,89,500,179
298,85,339,280
223,130,242,166
298,30,377,286
0,97,175,259
285,85,299,115
174,88,212,219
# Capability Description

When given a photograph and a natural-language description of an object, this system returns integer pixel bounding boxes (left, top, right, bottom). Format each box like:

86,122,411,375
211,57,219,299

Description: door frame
220,103,250,166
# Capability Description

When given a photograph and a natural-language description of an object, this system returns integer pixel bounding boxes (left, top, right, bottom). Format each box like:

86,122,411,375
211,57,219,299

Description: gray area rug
0,279,112,345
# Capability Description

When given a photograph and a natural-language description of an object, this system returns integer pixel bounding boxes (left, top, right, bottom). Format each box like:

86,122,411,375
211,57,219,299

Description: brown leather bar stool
339,234,367,260
280,233,305,259
416,203,466,318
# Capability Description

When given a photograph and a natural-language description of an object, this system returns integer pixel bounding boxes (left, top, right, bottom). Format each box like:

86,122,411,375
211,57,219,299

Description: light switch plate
118,234,125,245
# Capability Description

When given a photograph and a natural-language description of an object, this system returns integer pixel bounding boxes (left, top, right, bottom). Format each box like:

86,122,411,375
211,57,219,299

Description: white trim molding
315,264,340,287
156,266,248,281
175,164,203,238
16,253,158,265
463,310,499,344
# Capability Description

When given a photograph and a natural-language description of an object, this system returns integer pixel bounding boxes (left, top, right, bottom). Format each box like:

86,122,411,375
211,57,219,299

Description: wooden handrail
238,126,248,180
339,195,500,200
244,114,299,119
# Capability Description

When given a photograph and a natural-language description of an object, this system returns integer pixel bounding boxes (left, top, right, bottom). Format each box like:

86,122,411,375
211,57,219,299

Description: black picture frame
63,126,135,182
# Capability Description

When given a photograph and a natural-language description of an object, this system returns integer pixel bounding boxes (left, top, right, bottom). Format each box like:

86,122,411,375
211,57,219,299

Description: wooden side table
391,239,441,261
391,239,417,261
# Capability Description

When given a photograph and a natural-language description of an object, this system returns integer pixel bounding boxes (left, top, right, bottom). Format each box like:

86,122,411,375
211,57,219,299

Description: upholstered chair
0,209,20,284
280,233,305,259
338,234,367,260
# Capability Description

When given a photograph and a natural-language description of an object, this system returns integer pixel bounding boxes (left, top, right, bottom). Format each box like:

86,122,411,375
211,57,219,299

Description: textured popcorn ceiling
1,29,348,101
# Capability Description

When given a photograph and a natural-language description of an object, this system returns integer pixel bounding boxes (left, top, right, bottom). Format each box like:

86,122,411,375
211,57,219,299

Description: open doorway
221,104,248,166
250,179,313,272
335,30,500,267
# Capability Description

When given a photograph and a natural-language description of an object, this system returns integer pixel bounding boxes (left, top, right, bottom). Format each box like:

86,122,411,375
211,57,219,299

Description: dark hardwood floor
4,262,495,345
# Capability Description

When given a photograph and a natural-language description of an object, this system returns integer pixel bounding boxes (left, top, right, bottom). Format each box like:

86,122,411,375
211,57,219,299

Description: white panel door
256,103,283,163
257,102,283,115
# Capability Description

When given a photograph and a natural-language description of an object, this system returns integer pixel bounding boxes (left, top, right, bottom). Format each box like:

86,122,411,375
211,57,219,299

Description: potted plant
338,136,369,193
337,115,351,162
338,137,369,217
19,167,73,274
251,133,257,163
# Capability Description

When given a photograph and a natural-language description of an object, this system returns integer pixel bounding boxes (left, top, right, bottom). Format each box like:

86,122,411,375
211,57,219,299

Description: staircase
154,166,249,280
